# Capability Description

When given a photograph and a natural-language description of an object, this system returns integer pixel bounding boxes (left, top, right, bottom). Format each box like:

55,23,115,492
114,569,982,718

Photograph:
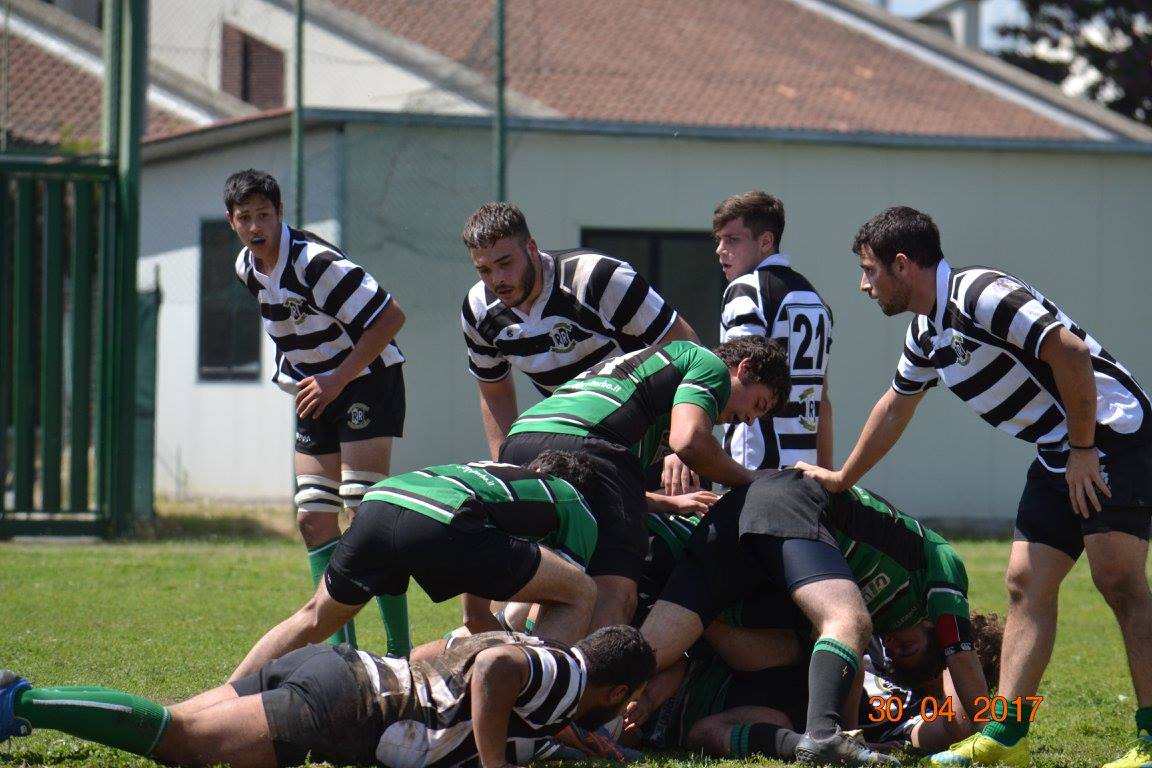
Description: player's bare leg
640,600,705,671
229,580,363,682
996,541,1074,702
686,705,794,758
507,547,597,645
1085,531,1152,706
590,575,639,630
154,691,277,768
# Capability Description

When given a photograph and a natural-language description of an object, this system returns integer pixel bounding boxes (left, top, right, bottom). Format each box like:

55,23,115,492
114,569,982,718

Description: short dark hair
525,450,598,503
224,169,281,213
712,191,785,249
851,206,943,269
712,336,791,414
575,625,656,692
462,202,531,249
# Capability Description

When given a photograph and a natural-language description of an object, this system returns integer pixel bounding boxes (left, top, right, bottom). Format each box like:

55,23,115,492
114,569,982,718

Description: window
582,230,723,347
221,24,285,110
199,220,260,382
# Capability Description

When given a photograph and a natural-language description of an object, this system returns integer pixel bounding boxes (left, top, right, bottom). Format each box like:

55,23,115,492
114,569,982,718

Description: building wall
148,0,485,113
141,121,1152,523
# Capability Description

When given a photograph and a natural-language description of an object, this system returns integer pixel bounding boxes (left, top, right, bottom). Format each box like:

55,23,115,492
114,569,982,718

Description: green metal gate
0,0,149,537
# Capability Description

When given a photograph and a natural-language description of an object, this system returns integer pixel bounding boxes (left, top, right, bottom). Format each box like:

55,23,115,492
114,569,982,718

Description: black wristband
1068,443,1096,451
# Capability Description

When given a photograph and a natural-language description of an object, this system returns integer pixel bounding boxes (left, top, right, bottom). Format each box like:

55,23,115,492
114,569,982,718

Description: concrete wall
141,120,1152,523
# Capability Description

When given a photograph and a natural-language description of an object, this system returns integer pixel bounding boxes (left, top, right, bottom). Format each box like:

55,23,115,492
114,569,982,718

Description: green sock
307,538,357,647
15,687,169,756
982,697,1036,746
375,593,412,657
1136,706,1152,737
729,723,802,759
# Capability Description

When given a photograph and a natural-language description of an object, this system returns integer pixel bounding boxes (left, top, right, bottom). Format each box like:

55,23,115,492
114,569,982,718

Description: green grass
0,534,1148,767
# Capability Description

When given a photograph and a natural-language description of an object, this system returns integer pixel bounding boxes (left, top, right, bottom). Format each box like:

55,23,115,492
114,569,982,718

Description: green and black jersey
363,462,598,569
824,485,969,634
507,341,731,466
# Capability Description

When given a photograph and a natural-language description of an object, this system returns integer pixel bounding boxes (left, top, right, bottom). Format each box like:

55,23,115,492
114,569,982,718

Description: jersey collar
755,252,792,270
252,222,292,287
929,257,952,328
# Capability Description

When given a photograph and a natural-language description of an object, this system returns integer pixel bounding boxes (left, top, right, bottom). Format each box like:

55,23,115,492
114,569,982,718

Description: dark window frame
198,219,262,383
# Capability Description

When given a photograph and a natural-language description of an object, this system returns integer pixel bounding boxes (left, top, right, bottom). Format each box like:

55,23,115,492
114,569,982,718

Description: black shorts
500,432,649,580
727,663,811,731
231,644,383,768
1014,443,1152,559
660,490,851,626
325,501,542,604
295,364,406,456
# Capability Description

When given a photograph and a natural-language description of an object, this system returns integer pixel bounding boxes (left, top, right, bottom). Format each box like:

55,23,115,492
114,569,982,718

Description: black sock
805,637,860,739
731,722,802,759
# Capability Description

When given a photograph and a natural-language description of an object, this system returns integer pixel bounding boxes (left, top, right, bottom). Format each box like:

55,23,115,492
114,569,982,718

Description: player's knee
1090,562,1149,611
295,474,342,539
340,469,385,514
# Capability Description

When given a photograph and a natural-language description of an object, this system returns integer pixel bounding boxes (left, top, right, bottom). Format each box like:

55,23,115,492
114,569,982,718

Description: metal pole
101,0,123,158
292,0,304,224
40,179,64,512
12,178,33,511
110,0,148,535
493,0,506,201
70,181,93,512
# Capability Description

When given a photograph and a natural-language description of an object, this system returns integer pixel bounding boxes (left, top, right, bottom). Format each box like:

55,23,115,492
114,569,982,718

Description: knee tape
295,474,342,514
341,470,386,510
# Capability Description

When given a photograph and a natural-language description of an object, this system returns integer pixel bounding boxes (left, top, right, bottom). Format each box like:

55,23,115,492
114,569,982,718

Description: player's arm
668,402,757,488
471,646,531,768
645,489,718,516
816,372,834,469
940,649,987,741
658,314,700,344
622,656,688,737
798,387,925,493
297,299,406,418
1038,326,1109,517
479,377,520,460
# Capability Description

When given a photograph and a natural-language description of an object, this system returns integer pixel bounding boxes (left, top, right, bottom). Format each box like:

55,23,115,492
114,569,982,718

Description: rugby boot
0,670,31,742
929,732,1029,767
1102,733,1152,768
795,728,902,766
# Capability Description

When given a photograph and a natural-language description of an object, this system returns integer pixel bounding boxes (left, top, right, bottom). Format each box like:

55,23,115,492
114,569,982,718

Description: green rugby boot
929,732,1029,767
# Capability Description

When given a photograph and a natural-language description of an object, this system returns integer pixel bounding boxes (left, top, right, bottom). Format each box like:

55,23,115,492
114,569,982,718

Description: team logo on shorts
283,297,316,325
949,334,972,366
347,403,371,430
550,323,577,353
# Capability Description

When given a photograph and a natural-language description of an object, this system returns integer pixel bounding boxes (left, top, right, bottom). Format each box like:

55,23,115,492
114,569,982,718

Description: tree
998,0,1152,127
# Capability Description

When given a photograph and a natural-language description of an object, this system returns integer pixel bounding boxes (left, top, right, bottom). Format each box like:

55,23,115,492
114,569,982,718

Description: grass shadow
134,498,299,542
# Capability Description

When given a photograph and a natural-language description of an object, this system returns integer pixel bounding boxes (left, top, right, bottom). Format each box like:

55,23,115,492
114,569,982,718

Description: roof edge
142,109,1152,164
9,0,256,121
262,0,564,119
812,0,1152,142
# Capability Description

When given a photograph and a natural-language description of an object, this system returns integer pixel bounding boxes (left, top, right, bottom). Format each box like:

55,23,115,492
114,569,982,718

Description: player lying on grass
230,451,600,682
0,626,655,768
640,469,991,767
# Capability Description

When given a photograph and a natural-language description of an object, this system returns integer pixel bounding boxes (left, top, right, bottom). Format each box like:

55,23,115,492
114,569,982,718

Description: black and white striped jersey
893,260,1151,471
720,254,833,469
365,631,585,768
461,249,677,394
235,224,404,393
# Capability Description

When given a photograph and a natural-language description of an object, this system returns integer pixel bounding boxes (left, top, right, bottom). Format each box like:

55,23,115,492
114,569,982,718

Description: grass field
0,509,1149,768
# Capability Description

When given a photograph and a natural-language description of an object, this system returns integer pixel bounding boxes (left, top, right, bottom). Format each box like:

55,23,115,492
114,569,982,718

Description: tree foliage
998,0,1152,126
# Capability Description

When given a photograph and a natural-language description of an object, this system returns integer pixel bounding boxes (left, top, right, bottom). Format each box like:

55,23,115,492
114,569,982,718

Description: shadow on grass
137,513,296,542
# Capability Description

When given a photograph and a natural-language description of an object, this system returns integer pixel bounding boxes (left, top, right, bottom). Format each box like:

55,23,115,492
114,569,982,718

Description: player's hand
295,372,346,418
665,490,720,516
661,453,700,496
622,698,650,734
794,461,849,493
1065,447,1110,518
